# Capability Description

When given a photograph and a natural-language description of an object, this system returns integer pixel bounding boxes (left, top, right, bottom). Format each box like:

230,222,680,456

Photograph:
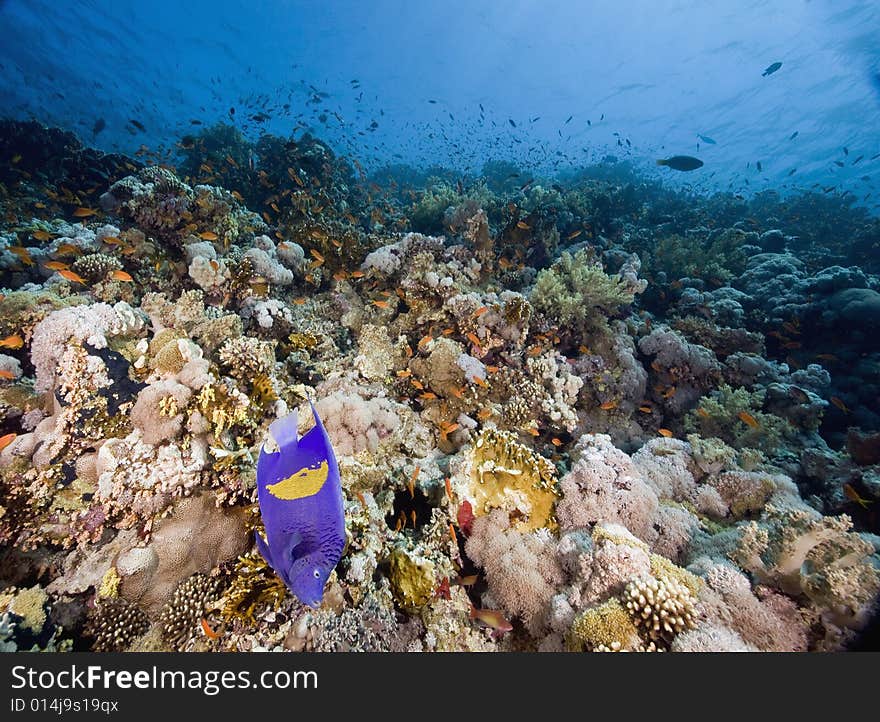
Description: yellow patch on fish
266,460,329,500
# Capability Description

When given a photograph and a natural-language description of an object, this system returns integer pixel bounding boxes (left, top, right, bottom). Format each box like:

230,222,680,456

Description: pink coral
465,509,564,633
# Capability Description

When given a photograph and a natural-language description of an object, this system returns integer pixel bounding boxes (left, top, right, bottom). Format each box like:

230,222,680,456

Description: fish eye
313,569,321,579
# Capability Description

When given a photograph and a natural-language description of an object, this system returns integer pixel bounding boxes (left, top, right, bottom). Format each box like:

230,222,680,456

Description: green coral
389,545,436,612
685,385,787,453
567,598,642,652
530,249,634,341
648,229,749,284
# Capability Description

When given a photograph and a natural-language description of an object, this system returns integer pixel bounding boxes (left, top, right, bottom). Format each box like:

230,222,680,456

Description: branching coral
531,249,638,342
86,599,150,652
159,573,222,650
622,573,697,646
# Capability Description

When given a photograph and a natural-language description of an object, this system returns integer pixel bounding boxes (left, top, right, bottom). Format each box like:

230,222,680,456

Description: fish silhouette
256,403,345,607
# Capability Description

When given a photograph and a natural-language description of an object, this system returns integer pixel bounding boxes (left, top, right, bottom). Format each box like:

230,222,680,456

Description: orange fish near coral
58,269,86,284
72,207,98,218
638,405,652,413
8,247,34,266
408,466,420,499
599,401,617,411
200,618,221,640
830,396,849,414
110,270,134,282
0,370,16,380
843,484,873,510
737,411,760,429
198,231,219,241
42,261,69,272
0,335,24,350
32,230,53,242
0,432,16,452
657,428,673,438
469,604,513,632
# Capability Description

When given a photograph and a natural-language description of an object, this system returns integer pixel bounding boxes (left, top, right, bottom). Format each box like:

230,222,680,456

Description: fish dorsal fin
266,408,299,454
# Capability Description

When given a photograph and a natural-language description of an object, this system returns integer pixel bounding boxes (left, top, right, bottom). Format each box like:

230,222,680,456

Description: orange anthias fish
0,369,16,380
110,270,134,282
408,465,420,499
200,618,221,640
58,269,86,284
72,207,99,218
42,261,69,272
830,396,849,414
599,400,617,411
737,411,760,429
198,231,219,241
843,484,873,510
8,246,34,266
469,604,513,633
657,428,673,438
0,335,24,350
0,432,17,452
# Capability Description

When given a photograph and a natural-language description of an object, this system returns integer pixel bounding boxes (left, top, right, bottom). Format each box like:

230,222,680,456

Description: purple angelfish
256,402,345,607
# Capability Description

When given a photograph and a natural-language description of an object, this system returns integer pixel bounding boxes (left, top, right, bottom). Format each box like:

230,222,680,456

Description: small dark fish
853,155,863,165
508,118,516,128
697,134,716,144
762,61,782,76
519,178,534,191
843,146,849,155
128,119,145,132
834,160,845,167
871,153,880,161
427,99,437,103
757,161,763,172
789,131,798,140
190,119,202,125
788,168,797,176
656,155,703,171
229,106,235,117
565,115,573,124
92,118,106,137
586,119,591,126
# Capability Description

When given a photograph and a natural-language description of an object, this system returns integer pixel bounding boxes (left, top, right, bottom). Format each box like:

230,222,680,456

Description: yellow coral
464,428,559,532
158,395,180,417
389,546,436,612
98,567,121,599
9,586,48,633
567,598,642,652
649,554,703,598
197,382,252,435
221,552,288,624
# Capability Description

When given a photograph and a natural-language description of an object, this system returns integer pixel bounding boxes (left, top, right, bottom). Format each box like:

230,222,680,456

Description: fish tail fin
656,159,667,167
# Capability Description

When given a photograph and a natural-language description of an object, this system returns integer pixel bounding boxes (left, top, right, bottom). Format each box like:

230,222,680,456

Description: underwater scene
0,0,879,653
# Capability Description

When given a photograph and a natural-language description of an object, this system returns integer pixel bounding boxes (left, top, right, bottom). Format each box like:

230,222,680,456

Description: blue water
1,0,879,205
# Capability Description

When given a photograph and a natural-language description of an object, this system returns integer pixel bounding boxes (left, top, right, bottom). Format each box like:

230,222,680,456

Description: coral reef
1,119,879,654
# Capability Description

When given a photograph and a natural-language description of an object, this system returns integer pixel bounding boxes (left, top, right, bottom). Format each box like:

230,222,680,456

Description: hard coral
453,428,559,532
